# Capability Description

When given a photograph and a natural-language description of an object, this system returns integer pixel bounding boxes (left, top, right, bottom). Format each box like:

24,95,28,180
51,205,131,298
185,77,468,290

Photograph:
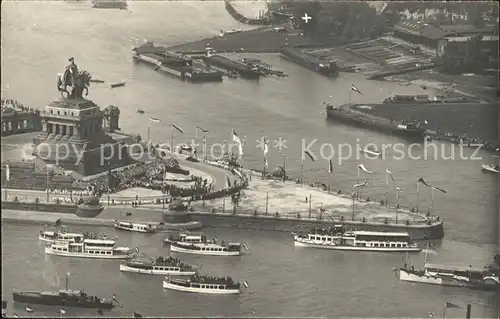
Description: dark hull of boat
12,293,114,309
326,107,425,140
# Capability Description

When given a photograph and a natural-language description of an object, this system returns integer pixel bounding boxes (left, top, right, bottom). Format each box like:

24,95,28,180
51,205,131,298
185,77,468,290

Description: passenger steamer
113,220,156,233
398,263,499,291
162,275,242,294
45,238,136,259
165,232,248,256
120,256,196,276
292,226,421,252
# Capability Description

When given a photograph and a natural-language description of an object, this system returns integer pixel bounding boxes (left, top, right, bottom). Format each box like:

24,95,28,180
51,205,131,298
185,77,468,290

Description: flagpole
300,156,305,186
442,302,447,319
348,83,352,107
265,191,268,215
147,125,150,143
46,169,49,202
385,170,389,207
396,189,400,224
203,133,207,160
351,190,355,221
282,154,286,181
416,180,420,215
328,171,331,193
171,126,175,158
195,128,198,159
356,166,360,199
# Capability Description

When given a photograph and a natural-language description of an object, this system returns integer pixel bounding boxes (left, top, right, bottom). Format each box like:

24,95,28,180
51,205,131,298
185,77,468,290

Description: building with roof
393,21,498,57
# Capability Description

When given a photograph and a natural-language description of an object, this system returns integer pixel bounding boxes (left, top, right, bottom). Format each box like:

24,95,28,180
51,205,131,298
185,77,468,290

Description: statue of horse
57,69,92,99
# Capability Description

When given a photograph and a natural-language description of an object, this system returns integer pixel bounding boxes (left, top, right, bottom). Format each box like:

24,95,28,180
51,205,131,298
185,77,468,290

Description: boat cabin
175,233,205,243
40,231,84,243
383,94,429,103
116,221,155,232
346,231,414,248
169,277,239,290
50,239,118,255
424,263,491,279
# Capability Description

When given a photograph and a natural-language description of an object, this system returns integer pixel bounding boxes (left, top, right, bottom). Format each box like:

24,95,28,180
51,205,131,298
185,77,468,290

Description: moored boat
481,164,500,174
12,290,115,309
45,239,136,259
137,109,145,114
166,232,248,256
397,263,499,291
293,226,421,252
39,229,109,244
113,220,156,233
162,275,242,294
119,256,196,276
110,81,126,88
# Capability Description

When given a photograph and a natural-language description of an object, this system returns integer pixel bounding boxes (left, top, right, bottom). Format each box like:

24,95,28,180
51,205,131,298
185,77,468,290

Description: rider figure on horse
67,57,79,86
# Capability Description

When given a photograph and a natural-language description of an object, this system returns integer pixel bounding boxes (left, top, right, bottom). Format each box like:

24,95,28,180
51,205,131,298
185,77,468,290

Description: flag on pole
358,164,373,174
432,186,447,193
172,123,184,134
444,301,460,308
353,181,369,189
13,314,19,318
112,294,118,303
5,164,10,181
263,139,269,156
25,305,33,313
60,307,66,315
328,159,333,174
303,150,315,162
148,117,160,123
196,126,209,133
386,169,395,182
417,177,431,187
232,129,243,156
225,176,231,188
351,84,363,95
243,280,249,288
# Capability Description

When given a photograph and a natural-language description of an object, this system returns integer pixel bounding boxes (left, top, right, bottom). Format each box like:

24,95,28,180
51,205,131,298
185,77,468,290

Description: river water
1,2,499,317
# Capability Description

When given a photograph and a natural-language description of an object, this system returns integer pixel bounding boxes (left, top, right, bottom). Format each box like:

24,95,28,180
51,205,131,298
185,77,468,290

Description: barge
133,43,223,83
91,0,127,10
203,55,261,80
325,103,426,140
280,46,339,77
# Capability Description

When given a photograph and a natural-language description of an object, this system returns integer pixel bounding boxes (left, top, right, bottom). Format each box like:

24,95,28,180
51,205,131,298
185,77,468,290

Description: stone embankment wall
224,0,271,25
1,162,89,190
1,201,77,214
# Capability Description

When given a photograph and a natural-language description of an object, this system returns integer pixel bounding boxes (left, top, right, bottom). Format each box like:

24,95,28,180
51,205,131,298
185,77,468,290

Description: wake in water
420,248,439,256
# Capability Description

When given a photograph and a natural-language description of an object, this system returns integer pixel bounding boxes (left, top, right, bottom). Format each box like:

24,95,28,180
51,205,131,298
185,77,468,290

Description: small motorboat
359,147,381,157
90,79,105,83
110,81,126,88
481,164,500,174
137,109,145,114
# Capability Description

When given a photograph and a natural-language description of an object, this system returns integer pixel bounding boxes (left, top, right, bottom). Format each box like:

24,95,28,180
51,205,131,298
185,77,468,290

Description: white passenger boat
398,263,499,291
359,147,381,157
162,275,242,294
113,220,156,233
292,226,421,252
119,256,196,276
166,232,248,256
481,164,500,174
39,229,109,244
45,239,136,259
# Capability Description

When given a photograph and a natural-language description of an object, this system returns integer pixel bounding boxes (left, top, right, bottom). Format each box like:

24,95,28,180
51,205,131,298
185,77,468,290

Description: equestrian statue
57,57,92,99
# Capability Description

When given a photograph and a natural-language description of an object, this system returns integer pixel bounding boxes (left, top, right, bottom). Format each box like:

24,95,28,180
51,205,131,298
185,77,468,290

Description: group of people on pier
1,99,36,113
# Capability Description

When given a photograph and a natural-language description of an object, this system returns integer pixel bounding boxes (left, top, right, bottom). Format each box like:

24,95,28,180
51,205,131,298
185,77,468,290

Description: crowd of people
1,99,38,114
432,130,499,152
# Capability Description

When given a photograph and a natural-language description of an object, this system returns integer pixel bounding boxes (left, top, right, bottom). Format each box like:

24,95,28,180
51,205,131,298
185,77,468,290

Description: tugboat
165,232,248,256
162,275,245,294
12,273,116,309
292,225,421,252
119,256,196,276
397,248,499,291
113,220,156,233
45,238,136,259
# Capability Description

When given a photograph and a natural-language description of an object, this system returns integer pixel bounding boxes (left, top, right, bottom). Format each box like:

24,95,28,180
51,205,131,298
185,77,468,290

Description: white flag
263,139,269,156
353,181,369,189
232,129,243,156
5,164,10,181
358,164,373,175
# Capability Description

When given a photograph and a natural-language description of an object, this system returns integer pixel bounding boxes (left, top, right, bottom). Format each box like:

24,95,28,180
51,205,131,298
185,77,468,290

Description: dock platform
204,55,261,79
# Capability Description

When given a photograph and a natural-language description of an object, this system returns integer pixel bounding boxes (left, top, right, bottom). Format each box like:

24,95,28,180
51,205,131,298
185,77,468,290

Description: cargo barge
325,103,426,140
133,43,223,83
91,0,127,9
280,46,339,77
203,55,261,80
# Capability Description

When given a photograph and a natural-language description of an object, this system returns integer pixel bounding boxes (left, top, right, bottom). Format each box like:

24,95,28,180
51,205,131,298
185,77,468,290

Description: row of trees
279,1,498,41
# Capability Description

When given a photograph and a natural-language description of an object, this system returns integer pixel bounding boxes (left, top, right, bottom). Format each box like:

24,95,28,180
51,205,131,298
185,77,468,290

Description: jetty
203,55,260,80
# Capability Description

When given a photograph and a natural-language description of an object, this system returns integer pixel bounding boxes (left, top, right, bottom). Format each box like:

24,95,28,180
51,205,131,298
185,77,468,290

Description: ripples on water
1,2,499,317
